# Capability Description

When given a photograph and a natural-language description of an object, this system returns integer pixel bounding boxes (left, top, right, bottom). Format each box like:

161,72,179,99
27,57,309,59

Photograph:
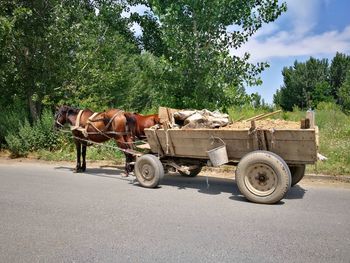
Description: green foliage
338,70,350,113
311,102,350,175
330,52,350,100
37,140,124,163
5,108,58,156
129,0,286,110
227,105,268,121
0,101,28,148
274,53,350,112
274,58,330,110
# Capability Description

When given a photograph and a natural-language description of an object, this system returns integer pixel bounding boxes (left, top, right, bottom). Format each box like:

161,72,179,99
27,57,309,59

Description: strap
70,110,84,131
88,112,99,122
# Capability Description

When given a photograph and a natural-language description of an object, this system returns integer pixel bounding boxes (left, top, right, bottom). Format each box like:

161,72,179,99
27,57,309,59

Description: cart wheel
289,164,306,186
235,151,291,204
135,154,164,188
179,165,202,177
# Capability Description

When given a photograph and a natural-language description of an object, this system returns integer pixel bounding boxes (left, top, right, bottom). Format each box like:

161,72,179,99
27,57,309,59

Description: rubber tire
235,151,291,204
289,164,306,187
135,154,164,188
179,165,202,177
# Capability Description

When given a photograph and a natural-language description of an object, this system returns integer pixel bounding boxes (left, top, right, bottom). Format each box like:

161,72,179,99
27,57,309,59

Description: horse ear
55,105,60,110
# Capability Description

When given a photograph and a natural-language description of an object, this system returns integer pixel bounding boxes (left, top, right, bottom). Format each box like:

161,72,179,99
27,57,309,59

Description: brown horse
54,105,134,174
124,113,160,140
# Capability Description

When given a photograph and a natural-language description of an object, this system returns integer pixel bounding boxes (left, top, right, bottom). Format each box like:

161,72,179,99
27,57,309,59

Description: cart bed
145,128,318,165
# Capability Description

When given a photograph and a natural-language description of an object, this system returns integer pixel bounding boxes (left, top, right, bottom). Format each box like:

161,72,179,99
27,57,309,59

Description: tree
0,0,146,117
330,52,350,102
129,0,287,110
274,58,331,110
338,70,350,113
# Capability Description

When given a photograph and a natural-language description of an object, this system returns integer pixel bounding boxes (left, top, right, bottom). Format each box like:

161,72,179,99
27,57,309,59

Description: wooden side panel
144,128,317,164
265,129,317,164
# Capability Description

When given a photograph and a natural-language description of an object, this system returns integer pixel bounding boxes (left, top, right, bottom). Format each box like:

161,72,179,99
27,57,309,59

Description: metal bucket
206,137,229,167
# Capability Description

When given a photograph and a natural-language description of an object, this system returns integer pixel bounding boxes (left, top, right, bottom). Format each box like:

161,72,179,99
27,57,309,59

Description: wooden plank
243,113,265,122
158,107,179,124
135,142,151,150
145,128,317,163
164,129,251,140
267,129,316,141
163,125,176,155
254,110,282,121
144,129,164,155
155,130,254,159
272,143,316,162
264,131,317,162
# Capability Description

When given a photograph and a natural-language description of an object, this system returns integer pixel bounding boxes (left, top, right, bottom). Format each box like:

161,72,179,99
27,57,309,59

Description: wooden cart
134,115,318,204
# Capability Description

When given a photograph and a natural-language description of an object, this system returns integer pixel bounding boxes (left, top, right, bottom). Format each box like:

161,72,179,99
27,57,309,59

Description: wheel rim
244,163,278,196
140,163,155,182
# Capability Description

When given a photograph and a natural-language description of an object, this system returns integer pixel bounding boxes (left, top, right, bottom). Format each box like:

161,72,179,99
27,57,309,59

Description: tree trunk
28,94,39,121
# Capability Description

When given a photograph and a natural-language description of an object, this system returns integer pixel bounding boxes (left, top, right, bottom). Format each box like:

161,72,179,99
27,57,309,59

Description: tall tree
0,0,147,116
274,58,331,111
129,0,287,110
329,52,350,102
338,70,350,113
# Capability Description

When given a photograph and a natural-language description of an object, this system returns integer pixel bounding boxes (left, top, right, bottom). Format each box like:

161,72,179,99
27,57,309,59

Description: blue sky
233,0,350,103
126,1,350,104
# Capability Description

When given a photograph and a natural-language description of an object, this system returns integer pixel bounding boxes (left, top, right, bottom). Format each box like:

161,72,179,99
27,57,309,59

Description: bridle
55,111,65,128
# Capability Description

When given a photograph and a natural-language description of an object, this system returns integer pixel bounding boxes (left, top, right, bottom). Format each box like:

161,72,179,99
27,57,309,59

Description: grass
307,105,350,175
36,138,125,163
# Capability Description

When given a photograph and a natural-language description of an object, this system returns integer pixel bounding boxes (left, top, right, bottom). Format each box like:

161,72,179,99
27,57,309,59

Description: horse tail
124,113,137,139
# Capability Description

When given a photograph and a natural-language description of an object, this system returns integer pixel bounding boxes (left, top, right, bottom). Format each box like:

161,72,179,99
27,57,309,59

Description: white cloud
233,26,350,61
231,0,350,62
283,0,321,36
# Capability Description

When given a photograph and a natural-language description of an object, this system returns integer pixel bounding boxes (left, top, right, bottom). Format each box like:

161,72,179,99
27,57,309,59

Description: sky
232,0,350,103
126,1,350,104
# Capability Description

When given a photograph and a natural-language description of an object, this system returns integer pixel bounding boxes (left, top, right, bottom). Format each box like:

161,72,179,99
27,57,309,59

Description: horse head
54,105,78,130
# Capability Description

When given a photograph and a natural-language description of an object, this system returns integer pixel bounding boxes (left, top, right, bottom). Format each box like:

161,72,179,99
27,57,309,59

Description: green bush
4,133,29,157
5,108,59,156
32,109,59,150
0,104,27,148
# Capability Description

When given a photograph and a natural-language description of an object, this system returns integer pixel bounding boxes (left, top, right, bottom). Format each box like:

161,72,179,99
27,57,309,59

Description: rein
56,128,143,155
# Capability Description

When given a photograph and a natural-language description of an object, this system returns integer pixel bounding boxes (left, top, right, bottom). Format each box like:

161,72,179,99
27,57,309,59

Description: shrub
0,104,27,148
5,133,29,157
32,109,59,150
5,108,59,156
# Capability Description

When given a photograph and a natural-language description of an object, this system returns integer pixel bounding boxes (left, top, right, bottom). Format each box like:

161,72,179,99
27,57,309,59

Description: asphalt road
0,161,350,263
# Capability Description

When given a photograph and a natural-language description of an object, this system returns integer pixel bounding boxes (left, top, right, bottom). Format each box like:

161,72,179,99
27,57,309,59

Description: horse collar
70,110,84,130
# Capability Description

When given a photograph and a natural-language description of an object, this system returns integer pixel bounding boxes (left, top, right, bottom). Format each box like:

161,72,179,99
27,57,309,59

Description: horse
124,113,161,140
54,105,135,175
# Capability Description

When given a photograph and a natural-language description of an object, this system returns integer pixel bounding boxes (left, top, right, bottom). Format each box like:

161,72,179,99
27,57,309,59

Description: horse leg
74,140,82,173
125,135,136,174
81,144,87,172
116,138,133,177
124,152,135,176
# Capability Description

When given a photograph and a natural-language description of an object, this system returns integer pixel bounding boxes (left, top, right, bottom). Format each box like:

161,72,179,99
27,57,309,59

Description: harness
70,110,128,138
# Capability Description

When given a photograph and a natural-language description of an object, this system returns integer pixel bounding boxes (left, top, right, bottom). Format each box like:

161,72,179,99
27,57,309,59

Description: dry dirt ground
1,155,349,189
